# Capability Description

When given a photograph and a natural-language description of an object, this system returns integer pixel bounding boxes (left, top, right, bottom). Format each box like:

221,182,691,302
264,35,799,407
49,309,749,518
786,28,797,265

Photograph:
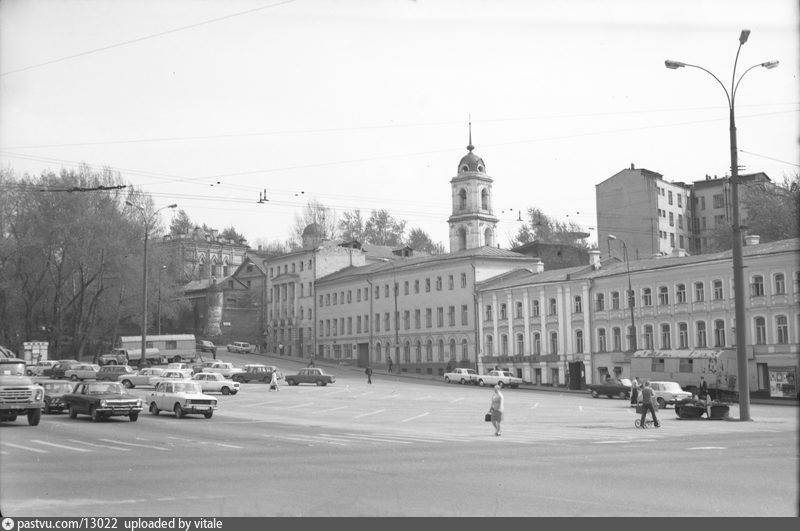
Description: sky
1,0,798,251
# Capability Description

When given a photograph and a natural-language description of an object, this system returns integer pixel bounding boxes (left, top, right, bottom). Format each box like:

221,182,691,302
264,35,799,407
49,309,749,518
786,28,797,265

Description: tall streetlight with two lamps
607,235,636,351
125,201,177,367
665,29,778,421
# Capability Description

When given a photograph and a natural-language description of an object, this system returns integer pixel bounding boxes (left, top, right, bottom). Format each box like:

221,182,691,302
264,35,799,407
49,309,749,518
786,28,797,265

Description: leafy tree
741,173,799,242
220,226,247,245
169,209,194,235
406,228,445,254
364,209,406,247
338,210,366,242
512,207,589,248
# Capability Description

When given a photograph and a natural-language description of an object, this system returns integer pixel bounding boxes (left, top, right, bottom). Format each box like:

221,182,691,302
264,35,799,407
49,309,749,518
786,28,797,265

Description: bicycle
634,403,660,428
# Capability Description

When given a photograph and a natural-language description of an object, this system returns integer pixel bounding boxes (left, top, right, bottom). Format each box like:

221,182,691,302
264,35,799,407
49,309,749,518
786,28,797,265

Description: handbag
484,412,492,422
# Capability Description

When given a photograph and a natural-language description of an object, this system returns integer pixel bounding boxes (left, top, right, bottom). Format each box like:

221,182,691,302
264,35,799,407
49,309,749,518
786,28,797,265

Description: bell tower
448,122,498,251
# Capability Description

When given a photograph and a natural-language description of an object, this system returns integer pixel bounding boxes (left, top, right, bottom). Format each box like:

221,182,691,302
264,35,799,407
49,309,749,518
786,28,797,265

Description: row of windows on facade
318,305,471,337
318,273,470,307
484,313,794,356
269,259,314,278
319,339,471,363
484,272,796,321
655,184,727,211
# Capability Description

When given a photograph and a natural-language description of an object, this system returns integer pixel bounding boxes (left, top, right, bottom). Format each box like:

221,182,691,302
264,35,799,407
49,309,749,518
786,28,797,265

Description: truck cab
0,356,44,426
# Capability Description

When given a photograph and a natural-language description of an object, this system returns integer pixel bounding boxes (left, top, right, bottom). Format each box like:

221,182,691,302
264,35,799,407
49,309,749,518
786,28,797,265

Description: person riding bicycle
639,380,660,428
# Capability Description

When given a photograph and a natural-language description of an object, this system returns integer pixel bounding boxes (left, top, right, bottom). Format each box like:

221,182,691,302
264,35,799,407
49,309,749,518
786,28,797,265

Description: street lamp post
608,235,636,351
157,265,167,335
126,201,177,367
666,29,778,421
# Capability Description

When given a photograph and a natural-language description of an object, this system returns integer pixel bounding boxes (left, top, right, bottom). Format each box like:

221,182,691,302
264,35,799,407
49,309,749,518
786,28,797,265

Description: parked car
192,372,240,395
49,361,82,379
64,363,100,381
147,381,217,419
202,362,246,379
196,340,217,356
150,369,194,387
443,368,478,385
118,367,165,389
475,370,523,389
192,360,219,374
232,364,281,384
226,342,254,354
63,381,143,422
588,378,632,399
638,381,693,409
284,367,335,386
39,380,77,414
96,365,136,382
26,360,58,377
166,362,192,371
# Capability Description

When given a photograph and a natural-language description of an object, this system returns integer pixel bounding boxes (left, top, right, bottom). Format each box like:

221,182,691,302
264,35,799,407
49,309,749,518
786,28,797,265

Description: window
651,357,665,372
403,342,410,363
549,298,557,315
374,287,379,299
384,312,391,331
694,282,705,302
669,212,674,227
500,303,507,320
501,335,508,355
515,301,523,319
531,300,540,317
714,319,726,347
414,280,420,293
403,310,410,330
642,288,652,306
611,291,620,310
516,334,524,355
426,340,433,362
347,290,352,303
448,306,455,326
347,317,352,335
678,323,688,348
658,286,669,305
461,305,468,325
713,280,724,300
414,310,421,329
437,307,443,327
450,339,457,360
415,341,422,362
461,273,467,288
696,321,707,347
643,325,654,349
448,275,454,290
676,284,686,304
668,190,673,205
438,339,445,362
628,326,637,350
549,332,558,354
575,330,584,353
532,332,541,355
485,305,493,321
384,284,389,298
595,293,605,311
660,324,671,349
461,339,469,360
598,328,607,352
751,275,764,297
486,335,494,356
612,327,622,351
425,278,431,292
754,317,767,344
713,194,725,208
436,276,442,291
776,315,788,344
678,358,693,373
774,273,786,294
627,289,635,309
573,296,582,313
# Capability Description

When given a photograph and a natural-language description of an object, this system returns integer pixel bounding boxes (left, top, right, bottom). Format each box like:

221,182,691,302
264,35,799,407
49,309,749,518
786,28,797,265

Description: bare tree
290,199,338,247
512,207,589,248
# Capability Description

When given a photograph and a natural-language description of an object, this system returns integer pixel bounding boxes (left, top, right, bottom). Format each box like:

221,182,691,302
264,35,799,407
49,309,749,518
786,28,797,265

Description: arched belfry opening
448,120,498,251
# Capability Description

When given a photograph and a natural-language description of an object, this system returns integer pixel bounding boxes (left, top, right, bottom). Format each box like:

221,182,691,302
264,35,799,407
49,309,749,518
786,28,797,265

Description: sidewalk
251,351,798,407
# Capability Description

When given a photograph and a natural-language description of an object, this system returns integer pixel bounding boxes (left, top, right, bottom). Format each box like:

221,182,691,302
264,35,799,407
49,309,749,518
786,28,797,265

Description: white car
638,381,692,409
475,370,524,389
119,367,165,389
150,369,194,387
26,360,58,377
192,372,240,395
64,363,100,381
226,342,254,354
203,362,246,379
147,381,217,419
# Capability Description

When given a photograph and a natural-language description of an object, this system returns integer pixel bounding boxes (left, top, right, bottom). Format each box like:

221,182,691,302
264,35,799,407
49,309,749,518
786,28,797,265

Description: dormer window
477,165,484,172
461,165,469,172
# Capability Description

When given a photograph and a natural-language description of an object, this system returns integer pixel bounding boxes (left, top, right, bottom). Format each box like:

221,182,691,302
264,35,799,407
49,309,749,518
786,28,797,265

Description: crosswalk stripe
98,438,169,451
31,440,92,452
67,439,132,451
2,442,48,453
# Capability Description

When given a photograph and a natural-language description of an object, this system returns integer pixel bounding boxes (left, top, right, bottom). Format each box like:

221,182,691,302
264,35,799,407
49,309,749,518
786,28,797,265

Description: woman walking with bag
489,385,504,436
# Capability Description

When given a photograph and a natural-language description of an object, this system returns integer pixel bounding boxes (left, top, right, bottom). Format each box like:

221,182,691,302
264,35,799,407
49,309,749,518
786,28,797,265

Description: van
96,365,136,381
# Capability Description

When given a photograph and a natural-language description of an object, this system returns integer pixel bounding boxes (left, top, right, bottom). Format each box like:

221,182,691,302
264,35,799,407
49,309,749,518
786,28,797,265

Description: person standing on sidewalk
630,377,640,407
387,356,393,373
489,385,504,436
269,369,280,391
639,380,659,428
365,366,373,384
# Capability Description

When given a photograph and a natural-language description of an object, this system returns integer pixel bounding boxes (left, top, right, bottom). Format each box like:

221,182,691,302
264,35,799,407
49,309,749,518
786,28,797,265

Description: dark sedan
587,378,632,399
44,360,79,379
62,381,143,422
40,380,77,414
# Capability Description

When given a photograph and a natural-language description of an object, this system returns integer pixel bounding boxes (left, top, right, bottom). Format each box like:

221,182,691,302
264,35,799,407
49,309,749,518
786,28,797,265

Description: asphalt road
1,353,797,517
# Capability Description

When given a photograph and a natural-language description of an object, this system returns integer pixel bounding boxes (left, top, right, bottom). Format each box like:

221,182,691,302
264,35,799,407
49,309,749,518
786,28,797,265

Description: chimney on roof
744,234,760,246
630,163,635,170
531,259,544,274
589,249,601,270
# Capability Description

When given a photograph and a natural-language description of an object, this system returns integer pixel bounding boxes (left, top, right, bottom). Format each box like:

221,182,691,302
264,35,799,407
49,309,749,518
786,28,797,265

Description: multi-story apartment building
596,164,694,259
690,172,770,253
477,236,798,397
315,247,541,374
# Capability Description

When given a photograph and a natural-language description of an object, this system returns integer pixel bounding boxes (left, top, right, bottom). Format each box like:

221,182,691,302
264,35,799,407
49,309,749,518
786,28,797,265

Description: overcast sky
1,0,797,250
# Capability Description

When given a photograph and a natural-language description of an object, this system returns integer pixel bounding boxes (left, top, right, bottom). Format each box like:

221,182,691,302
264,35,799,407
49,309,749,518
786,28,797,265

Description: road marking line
354,409,385,419
341,433,413,444
313,406,347,414
284,402,314,409
279,435,348,446
214,443,244,449
401,412,429,423
31,440,92,452
687,446,727,450
531,403,539,409
67,439,132,451
449,397,465,403
99,438,169,451
2,442,48,453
